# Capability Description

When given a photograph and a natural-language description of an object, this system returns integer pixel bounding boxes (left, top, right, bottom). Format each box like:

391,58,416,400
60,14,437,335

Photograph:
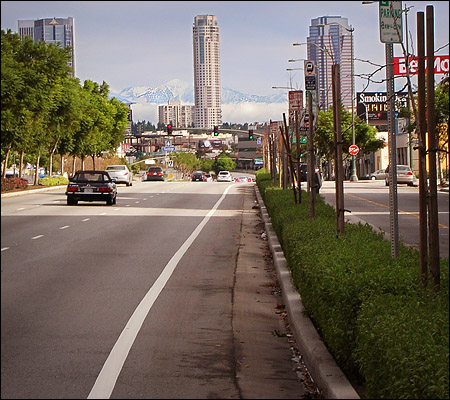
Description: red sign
289,91,303,117
394,55,449,75
349,145,359,156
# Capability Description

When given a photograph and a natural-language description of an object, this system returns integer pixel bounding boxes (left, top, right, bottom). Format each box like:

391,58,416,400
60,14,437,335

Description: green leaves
1,30,130,174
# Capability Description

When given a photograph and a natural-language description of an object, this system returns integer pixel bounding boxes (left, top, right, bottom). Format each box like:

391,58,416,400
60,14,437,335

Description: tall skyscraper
307,16,353,112
192,15,221,129
18,17,76,76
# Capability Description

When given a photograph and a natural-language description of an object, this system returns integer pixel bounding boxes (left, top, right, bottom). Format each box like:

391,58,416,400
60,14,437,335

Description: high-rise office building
192,15,221,129
307,16,353,112
158,101,195,128
18,17,76,75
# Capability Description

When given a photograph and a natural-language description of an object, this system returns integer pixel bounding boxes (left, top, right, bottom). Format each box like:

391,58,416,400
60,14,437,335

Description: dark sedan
146,166,165,181
66,170,117,205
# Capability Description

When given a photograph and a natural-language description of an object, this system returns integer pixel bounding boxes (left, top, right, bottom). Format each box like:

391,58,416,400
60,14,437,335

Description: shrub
256,174,449,398
38,176,69,186
1,177,29,191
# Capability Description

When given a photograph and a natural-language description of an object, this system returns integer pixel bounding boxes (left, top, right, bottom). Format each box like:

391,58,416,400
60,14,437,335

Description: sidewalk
252,185,360,399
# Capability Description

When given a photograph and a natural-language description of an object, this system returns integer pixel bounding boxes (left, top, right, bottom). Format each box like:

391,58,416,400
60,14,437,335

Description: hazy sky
2,1,449,94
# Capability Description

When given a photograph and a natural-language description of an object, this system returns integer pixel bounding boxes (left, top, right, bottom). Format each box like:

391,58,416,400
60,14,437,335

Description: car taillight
99,187,112,193
124,172,128,175
158,172,164,176
67,186,78,192
407,171,413,175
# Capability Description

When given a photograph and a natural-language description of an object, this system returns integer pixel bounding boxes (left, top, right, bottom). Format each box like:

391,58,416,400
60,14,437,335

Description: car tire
106,197,114,206
385,179,389,186
67,197,77,205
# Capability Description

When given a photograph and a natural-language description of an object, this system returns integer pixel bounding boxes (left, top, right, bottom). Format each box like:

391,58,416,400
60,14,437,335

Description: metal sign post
380,1,403,257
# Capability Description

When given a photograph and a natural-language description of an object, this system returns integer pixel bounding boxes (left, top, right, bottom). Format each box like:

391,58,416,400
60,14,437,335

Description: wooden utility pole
417,11,428,287
426,5,440,290
295,110,302,203
332,64,345,234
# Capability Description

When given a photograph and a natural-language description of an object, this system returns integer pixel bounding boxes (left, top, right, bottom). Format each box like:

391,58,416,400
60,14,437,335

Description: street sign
300,136,307,144
289,90,303,117
162,146,176,152
349,144,360,155
379,1,403,44
304,60,317,91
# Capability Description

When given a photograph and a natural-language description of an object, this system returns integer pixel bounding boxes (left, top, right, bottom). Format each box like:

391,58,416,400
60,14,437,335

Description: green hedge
38,176,69,186
256,169,449,399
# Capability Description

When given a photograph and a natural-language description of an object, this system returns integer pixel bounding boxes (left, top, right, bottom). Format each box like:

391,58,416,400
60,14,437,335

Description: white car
105,165,133,186
217,170,232,182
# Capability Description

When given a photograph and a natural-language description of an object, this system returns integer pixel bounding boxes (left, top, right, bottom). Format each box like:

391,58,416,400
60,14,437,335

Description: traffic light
167,124,173,135
213,126,219,136
248,130,254,140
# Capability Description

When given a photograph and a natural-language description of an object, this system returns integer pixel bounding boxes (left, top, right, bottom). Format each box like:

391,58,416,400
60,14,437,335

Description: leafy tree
315,106,384,177
435,78,449,182
170,152,199,177
213,152,235,174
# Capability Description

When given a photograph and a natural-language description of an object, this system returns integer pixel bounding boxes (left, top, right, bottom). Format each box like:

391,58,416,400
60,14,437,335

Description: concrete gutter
255,186,360,400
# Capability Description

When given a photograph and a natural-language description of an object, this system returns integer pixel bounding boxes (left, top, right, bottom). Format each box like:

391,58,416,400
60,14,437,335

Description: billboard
394,55,449,75
357,92,408,121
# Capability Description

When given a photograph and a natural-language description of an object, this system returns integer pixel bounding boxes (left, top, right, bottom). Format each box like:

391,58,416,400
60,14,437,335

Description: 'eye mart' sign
394,55,449,75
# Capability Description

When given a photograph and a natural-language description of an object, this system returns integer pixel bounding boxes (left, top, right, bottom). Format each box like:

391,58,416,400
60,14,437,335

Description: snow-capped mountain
110,78,287,105
110,78,290,123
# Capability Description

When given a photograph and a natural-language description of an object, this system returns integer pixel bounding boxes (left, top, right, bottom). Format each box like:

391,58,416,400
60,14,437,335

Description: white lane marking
87,184,236,399
60,226,70,230
100,213,107,216
17,208,25,211
31,235,44,240
82,218,90,222
114,208,120,211
1,247,10,252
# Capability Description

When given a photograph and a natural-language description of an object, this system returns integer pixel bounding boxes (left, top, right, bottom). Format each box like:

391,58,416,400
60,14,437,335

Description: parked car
385,164,418,186
370,169,387,180
217,170,232,182
204,173,213,182
192,171,207,181
66,170,117,205
105,165,133,186
146,166,165,181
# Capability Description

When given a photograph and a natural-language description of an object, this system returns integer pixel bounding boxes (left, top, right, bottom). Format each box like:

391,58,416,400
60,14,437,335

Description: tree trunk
34,153,40,185
71,155,77,176
2,145,11,178
19,151,25,178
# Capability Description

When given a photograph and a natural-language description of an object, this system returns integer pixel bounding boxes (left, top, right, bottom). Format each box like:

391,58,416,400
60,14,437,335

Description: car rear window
106,166,126,171
148,167,163,172
74,173,108,182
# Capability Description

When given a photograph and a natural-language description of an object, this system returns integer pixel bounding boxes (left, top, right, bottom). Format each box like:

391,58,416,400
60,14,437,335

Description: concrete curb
1,185,67,198
255,186,360,400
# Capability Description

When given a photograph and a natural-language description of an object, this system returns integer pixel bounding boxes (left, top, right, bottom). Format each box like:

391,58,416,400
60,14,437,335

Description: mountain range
110,78,288,105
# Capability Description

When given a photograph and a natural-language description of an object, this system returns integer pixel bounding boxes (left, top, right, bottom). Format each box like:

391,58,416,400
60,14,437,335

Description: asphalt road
1,180,316,399
318,179,449,259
